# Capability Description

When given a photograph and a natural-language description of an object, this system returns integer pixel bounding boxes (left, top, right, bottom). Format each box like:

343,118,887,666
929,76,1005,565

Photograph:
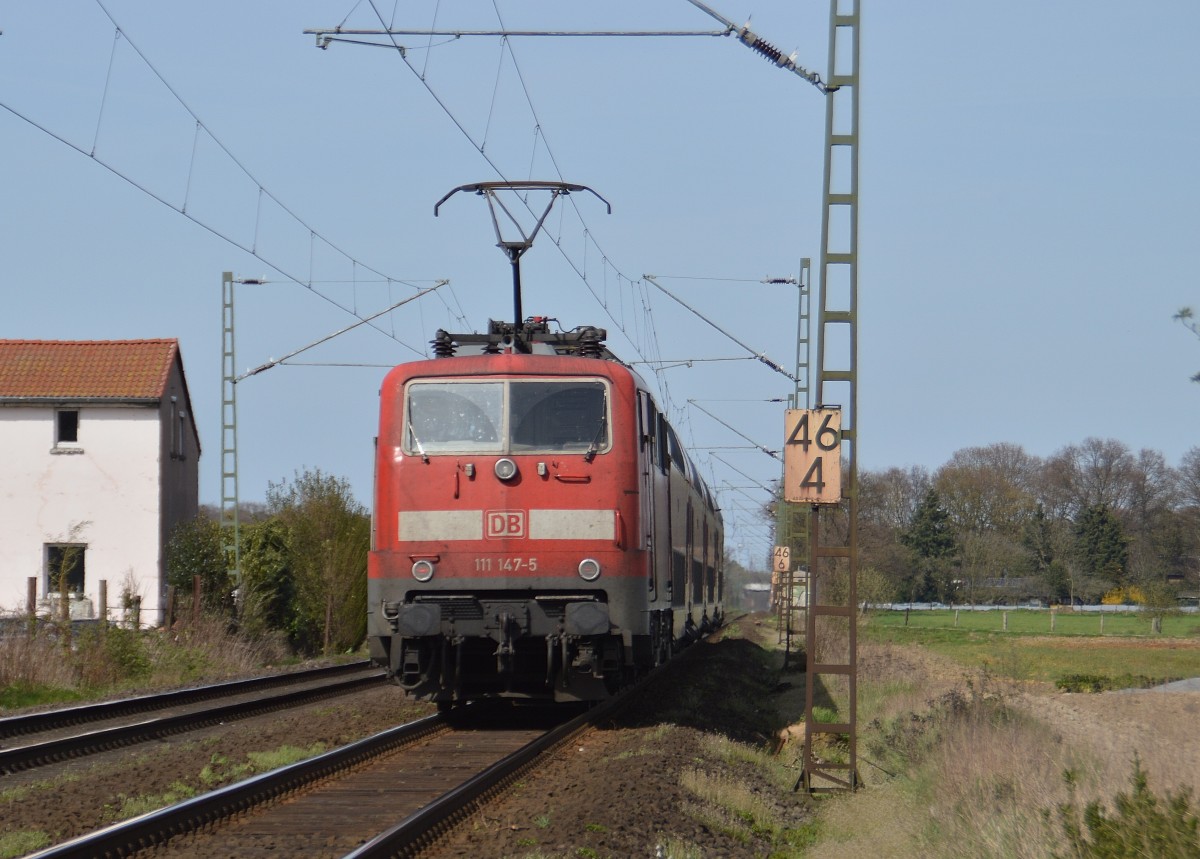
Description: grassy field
802,611,1200,858
862,609,1200,684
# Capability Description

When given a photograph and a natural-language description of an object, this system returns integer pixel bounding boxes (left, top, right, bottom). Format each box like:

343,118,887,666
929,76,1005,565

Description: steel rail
347,641,707,858
346,701,603,858
0,660,373,740
23,637,710,858
0,670,385,774
24,714,447,859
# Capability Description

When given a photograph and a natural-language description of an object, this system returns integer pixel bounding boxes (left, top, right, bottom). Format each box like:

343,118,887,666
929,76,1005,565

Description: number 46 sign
783,408,842,504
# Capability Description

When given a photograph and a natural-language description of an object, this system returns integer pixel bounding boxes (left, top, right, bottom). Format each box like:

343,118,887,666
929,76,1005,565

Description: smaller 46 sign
783,408,842,504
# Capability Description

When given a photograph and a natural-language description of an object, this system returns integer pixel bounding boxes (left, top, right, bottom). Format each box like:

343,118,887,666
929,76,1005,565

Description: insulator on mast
738,26,786,66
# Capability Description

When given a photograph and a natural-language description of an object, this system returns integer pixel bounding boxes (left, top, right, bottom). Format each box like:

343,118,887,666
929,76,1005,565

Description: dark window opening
666,425,688,477
56,410,79,444
46,544,86,595
671,551,686,604
656,415,670,474
510,381,606,451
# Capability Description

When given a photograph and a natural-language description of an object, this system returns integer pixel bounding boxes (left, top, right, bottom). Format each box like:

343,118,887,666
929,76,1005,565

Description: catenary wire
81,0,466,351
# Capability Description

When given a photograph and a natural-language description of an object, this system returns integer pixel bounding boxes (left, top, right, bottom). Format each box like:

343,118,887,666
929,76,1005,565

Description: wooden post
98,580,108,631
26,577,37,634
954,609,959,628
1050,609,1056,632
1100,614,1104,634
1002,611,1008,631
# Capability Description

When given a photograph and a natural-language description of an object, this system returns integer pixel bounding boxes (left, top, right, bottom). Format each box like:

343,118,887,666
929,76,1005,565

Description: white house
0,339,200,626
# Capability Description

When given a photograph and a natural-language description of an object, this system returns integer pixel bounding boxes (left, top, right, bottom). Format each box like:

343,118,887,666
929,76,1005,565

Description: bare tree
934,443,1040,536
859,466,930,530
1178,447,1200,511
1039,438,1138,520
1175,307,1200,382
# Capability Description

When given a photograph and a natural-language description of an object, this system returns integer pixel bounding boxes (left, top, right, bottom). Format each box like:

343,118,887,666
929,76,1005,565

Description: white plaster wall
0,405,163,625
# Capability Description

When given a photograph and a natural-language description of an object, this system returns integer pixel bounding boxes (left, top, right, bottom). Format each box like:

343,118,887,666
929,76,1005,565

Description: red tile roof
0,339,180,400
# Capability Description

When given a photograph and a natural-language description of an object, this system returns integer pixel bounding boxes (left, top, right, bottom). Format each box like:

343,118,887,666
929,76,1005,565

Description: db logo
486,510,526,539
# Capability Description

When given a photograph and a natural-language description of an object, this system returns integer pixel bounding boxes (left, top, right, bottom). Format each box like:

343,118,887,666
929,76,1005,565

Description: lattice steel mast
801,0,861,793
220,272,241,591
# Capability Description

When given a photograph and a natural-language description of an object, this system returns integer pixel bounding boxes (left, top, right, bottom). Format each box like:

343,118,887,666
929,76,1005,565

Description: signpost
783,408,842,504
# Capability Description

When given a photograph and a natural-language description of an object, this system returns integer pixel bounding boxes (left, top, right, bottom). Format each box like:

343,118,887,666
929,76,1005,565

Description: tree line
165,468,368,656
801,438,1200,607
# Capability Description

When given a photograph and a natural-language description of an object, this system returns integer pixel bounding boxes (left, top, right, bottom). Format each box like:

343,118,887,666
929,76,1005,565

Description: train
367,318,724,706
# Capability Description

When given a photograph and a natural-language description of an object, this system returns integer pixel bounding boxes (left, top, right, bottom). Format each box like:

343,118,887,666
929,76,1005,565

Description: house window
170,399,179,458
56,410,79,444
46,544,86,595
168,397,189,460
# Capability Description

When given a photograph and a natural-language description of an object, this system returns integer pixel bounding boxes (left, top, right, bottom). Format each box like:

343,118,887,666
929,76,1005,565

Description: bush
165,516,233,616
72,626,152,687
265,469,368,655
1054,758,1199,858
1055,674,1175,693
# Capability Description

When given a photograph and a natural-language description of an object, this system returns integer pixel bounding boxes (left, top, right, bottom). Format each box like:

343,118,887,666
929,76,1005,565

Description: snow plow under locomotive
367,318,724,706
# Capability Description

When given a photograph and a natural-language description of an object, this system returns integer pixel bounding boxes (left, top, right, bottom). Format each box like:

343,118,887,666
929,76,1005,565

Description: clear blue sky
3,2,1197,570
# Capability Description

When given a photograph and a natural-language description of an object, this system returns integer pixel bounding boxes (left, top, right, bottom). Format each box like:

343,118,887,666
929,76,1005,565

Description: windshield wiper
408,425,430,463
583,416,607,462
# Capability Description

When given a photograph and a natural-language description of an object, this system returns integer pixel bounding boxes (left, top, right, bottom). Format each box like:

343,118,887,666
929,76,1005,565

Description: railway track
26,650,688,858
0,661,385,775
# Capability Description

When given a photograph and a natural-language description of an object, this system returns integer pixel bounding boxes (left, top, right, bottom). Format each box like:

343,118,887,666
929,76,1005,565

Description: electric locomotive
367,319,723,705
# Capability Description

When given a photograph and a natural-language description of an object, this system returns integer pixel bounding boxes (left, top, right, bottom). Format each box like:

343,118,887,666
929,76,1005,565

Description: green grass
110,782,198,821
863,611,1200,684
0,683,87,711
868,608,1199,638
0,830,52,859
200,744,327,787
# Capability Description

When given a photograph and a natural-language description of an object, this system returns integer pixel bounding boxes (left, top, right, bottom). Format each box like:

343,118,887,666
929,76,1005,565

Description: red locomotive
368,319,724,705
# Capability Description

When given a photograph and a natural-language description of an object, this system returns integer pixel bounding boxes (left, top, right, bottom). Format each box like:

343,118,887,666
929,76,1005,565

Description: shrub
1054,758,1199,858
70,625,149,687
165,516,233,616
1055,674,1174,693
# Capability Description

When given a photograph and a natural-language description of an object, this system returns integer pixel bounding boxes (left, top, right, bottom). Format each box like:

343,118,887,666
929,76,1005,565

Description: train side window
656,414,670,474
666,425,688,479
639,393,660,463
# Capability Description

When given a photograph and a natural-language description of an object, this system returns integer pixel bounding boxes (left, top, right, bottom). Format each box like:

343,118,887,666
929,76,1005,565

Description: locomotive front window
510,381,607,452
404,378,609,456
406,382,503,453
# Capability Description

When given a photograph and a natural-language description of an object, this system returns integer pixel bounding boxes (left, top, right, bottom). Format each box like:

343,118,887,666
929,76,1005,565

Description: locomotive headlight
411,559,436,582
494,458,519,481
578,558,602,581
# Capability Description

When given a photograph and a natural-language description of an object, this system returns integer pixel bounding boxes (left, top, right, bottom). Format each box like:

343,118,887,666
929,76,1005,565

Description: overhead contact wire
80,0,446,355
364,0,662,372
